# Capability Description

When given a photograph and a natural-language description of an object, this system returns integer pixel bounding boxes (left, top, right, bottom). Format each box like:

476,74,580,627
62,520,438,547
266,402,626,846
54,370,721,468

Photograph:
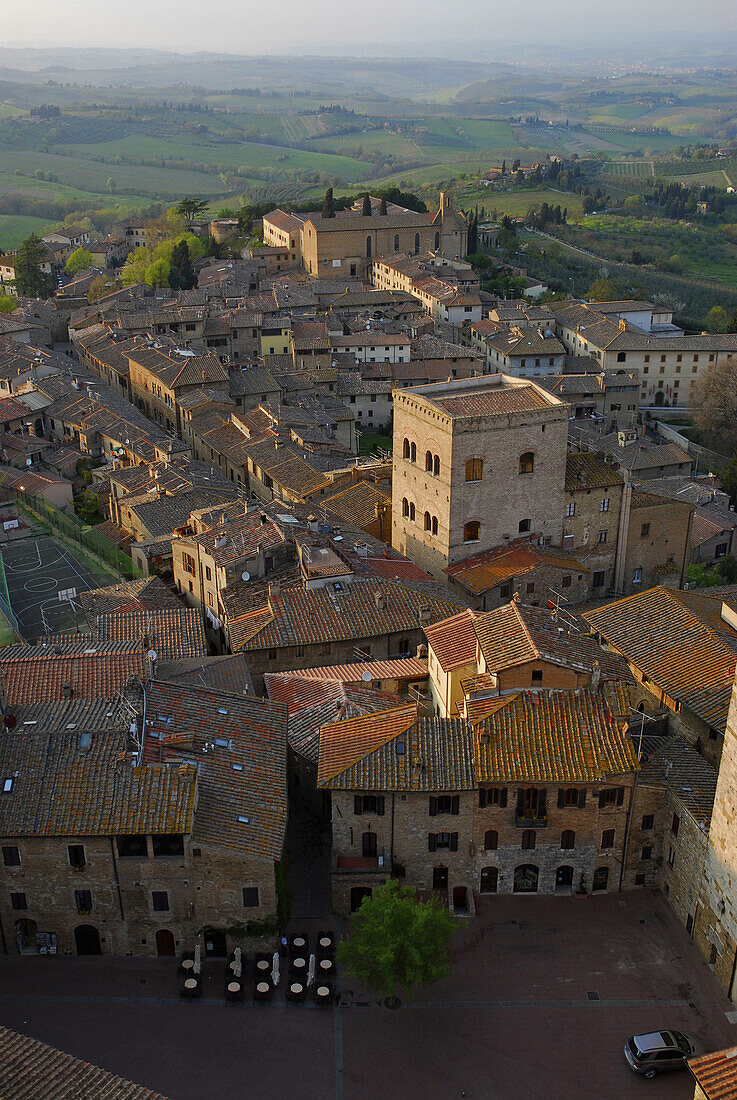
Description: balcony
515,812,548,828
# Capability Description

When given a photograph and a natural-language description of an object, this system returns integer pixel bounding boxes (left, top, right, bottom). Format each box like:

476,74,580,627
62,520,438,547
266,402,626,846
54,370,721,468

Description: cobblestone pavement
0,891,733,1099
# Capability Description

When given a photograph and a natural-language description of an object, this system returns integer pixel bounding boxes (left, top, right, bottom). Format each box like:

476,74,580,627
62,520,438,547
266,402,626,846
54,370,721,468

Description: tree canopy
361,192,372,217
694,358,737,454
175,197,209,222
13,234,56,298
337,879,455,1005
586,277,618,302
321,187,336,219
65,247,93,276
0,294,16,314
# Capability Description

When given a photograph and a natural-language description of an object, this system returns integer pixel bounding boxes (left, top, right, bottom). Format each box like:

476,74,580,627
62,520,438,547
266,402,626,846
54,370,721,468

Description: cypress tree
379,195,388,215
362,192,372,216
321,187,335,219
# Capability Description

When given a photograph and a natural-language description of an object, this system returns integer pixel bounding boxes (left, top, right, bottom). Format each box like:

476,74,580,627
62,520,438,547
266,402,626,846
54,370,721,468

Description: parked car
624,1030,704,1078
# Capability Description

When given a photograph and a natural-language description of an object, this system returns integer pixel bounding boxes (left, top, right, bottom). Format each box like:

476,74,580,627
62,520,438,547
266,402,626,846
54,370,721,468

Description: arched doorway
350,886,372,912
480,867,498,893
513,864,539,893
74,924,101,955
654,390,666,407
556,865,574,893
156,929,175,956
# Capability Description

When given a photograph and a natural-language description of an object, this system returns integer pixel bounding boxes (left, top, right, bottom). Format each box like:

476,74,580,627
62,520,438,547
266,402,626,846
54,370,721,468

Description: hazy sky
4,0,735,54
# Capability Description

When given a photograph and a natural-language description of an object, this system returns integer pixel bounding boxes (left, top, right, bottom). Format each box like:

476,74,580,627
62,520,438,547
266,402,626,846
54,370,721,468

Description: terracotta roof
78,577,182,618
318,706,475,791
637,735,717,826
432,384,551,419
0,726,197,838
321,481,391,529
689,1046,737,1099
424,609,479,672
0,643,145,705
141,681,287,859
583,586,737,733
275,657,428,684
92,608,207,661
565,451,623,491
474,684,636,783
0,1025,170,1100
446,541,587,595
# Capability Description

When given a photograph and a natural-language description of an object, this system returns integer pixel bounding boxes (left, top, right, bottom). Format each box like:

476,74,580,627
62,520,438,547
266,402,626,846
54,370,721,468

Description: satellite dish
25,458,32,466
362,670,373,682
241,571,251,582
146,649,158,663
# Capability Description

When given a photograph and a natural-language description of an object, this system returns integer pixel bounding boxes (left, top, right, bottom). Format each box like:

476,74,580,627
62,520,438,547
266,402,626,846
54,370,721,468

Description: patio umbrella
233,946,242,978
193,941,202,975
307,954,316,988
271,950,280,986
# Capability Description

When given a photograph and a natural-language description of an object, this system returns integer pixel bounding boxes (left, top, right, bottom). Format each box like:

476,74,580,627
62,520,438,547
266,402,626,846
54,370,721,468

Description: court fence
0,550,23,640
13,491,142,581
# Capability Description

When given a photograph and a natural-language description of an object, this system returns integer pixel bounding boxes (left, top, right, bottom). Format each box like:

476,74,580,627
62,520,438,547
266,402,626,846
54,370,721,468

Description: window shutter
538,789,547,816
479,788,487,808
429,796,437,817
598,790,606,810
516,789,524,814
557,789,565,808
428,833,437,852
354,795,362,815
377,796,385,817
451,795,460,816
450,833,458,852
578,788,587,809
617,787,625,807
500,788,507,808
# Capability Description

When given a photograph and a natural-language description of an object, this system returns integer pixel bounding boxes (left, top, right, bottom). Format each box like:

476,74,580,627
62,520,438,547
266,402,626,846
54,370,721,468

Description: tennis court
1,535,114,642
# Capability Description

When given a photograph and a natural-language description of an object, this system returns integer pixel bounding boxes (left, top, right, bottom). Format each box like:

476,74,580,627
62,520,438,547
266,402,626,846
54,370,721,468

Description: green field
458,185,584,220
0,214,56,246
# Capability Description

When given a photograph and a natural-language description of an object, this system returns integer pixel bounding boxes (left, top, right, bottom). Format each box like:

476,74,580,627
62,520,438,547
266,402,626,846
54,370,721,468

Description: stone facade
391,376,569,581
621,489,693,595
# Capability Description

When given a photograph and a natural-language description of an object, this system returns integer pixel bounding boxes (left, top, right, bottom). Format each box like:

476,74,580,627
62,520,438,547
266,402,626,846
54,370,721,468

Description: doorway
433,866,449,890
156,929,176,957
205,929,227,957
513,864,539,893
14,918,37,954
350,886,372,912
74,924,102,956
556,865,574,894
453,886,468,912
362,831,377,858
480,867,498,893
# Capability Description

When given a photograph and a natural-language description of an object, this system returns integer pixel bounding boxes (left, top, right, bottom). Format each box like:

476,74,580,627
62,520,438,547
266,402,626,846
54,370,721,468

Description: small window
152,891,169,912
642,845,652,861
519,452,534,475
518,518,531,534
640,523,650,537
242,887,260,907
463,521,480,542
3,845,20,867
597,530,607,544
601,829,615,849
117,835,147,858
668,846,675,868
522,830,536,850
10,891,26,910
484,830,498,850
641,814,654,830
616,352,626,363
526,583,535,594
425,450,433,472
403,438,410,460
531,669,543,685
561,830,575,850
599,498,609,513
671,813,680,837
152,835,184,857
432,516,438,536
465,458,483,482
75,889,92,913
500,583,512,598
592,570,605,588
424,511,432,532
410,442,416,463
565,502,575,517
561,575,572,588
632,567,643,584
68,844,86,869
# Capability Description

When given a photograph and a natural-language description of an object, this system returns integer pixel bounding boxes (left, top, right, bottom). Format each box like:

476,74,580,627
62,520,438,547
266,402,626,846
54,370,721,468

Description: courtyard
0,891,733,1099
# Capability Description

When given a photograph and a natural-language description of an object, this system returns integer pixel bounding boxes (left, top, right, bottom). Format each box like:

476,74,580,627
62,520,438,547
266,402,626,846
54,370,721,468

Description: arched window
414,233,420,254
366,236,372,259
463,521,480,542
424,511,432,532
434,231,440,250
433,455,440,477
518,518,531,533
403,437,410,460
402,497,409,518
484,830,498,851
410,442,416,463
522,829,536,850
592,866,609,892
561,830,575,850
432,516,438,536
409,503,416,521
425,450,433,472
394,234,400,251
480,867,498,893
465,458,483,482
519,452,535,475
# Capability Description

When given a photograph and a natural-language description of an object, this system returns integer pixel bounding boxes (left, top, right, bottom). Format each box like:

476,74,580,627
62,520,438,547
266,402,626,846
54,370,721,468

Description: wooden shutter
617,786,625,807
479,788,487,808
450,833,458,852
516,789,524,814
377,796,385,816
578,788,587,809
429,796,437,816
500,788,508,808
538,789,547,816
428,833,437,852
557,789,565,808
451,795,460,816
354,795,362,815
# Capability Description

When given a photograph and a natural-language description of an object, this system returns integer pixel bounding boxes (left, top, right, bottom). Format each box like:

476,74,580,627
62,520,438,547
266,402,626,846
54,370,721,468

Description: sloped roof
689,1046,737,1099
446,542,587,595
424,609,479,672
0,642,145,705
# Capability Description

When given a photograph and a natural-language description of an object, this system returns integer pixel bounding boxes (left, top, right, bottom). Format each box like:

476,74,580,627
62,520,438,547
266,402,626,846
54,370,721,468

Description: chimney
374,590,385,611
590,661,601,693
62,682,73,700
